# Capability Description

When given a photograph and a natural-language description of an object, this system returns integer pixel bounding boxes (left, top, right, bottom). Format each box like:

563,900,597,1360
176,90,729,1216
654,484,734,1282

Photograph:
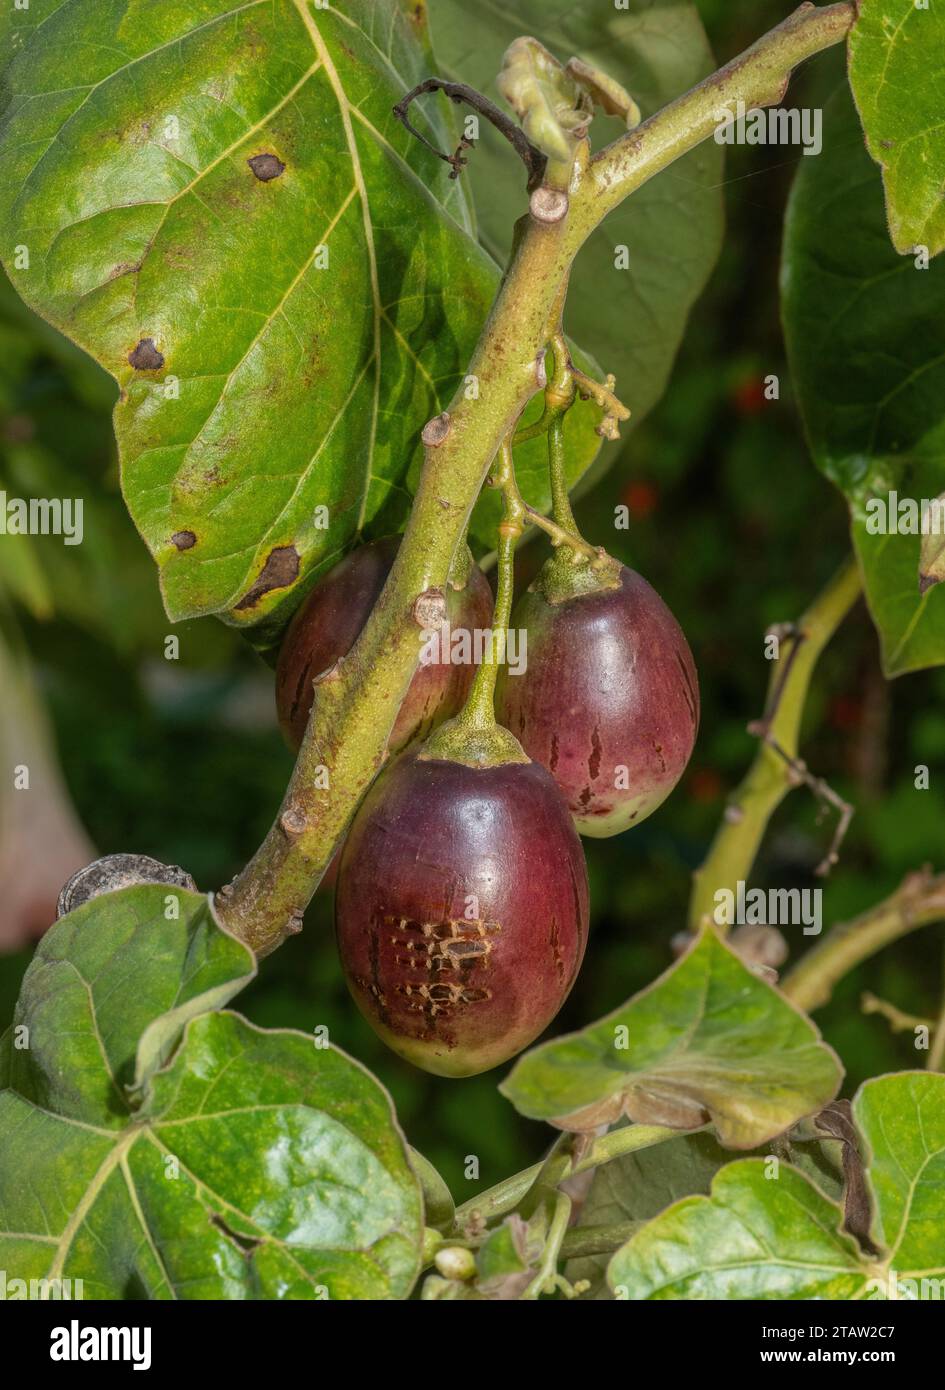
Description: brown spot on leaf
233,545,300,610
171,530,196,551
109,260,141,281
248,152,285,181
128,338,164,371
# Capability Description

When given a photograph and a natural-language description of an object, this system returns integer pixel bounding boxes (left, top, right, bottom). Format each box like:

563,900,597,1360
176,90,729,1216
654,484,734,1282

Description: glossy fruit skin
335,751,589,1077
276,537,493,753
496,565,699,836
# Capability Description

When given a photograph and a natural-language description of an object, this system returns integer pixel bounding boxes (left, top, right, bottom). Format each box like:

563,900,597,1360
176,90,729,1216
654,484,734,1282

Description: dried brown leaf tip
128,338,164,371
248,153,285,181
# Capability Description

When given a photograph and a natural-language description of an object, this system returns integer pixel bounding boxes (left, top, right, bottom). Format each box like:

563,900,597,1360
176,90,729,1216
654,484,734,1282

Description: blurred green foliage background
2,0,943,1201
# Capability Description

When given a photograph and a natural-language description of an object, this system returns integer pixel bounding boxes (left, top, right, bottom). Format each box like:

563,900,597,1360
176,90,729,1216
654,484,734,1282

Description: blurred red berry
688,767,724,802
621,479,659,518
732,377,766,416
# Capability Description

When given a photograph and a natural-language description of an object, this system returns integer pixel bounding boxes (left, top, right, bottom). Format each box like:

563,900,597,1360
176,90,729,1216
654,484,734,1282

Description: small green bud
434,1246,478,1281
497,37,591,164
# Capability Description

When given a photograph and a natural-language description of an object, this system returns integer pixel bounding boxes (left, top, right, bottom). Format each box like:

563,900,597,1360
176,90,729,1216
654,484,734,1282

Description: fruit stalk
216,3,858,956
460,439,522,733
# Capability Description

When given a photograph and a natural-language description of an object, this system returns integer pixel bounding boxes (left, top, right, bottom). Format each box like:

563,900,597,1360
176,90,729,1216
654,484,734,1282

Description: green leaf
567,1126,844,1298
409,1147,454,1231
609,1158,866,1300
500,928,841,1147
607,1072,945,1300
0,0,601,632
5,885,254,1126
0,886,422,1299
782,87,945,675
854,1070,945,1279
848,0,945,257
428,0,724,435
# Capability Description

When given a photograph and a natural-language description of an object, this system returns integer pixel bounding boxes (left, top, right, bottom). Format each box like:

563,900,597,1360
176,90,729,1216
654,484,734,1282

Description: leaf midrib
290,0,382,535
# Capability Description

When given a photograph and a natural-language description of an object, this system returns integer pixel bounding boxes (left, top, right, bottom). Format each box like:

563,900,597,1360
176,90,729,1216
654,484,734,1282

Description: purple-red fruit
335,750,589,1076
496,564,699,836
275,537,493,753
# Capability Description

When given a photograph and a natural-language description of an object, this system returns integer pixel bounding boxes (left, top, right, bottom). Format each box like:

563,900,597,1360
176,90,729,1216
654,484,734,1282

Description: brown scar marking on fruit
578,785,593,809
367,924,390,1025
171,530,197,551
549,915,565,980
653,742,666,774
291,664,310,721
588,724,602,780
567,859,585,958
128,338,164,371
398,980,491,1008
676,648,698,725
444,938,490,960
248,152,285,181
549,732,559,772
233,545,300,610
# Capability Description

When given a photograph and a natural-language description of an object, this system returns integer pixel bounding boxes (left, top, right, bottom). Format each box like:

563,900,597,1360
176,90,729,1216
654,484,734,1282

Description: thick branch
688,560,861,933
217,4,857,956
217,217,571,953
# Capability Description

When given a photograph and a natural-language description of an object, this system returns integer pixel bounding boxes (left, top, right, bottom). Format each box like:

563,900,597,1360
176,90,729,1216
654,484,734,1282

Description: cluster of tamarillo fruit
275,526,698,1077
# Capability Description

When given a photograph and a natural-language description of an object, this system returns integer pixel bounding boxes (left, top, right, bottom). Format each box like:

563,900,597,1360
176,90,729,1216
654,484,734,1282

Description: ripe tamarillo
335,728,589,1077
275,536,493,753
495,554,699,836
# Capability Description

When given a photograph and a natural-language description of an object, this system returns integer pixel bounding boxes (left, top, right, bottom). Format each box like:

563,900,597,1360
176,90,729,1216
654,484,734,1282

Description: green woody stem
459,439,522,731
688,559,861,933
216,3,857,955
452,1122,694,1230
782,869,945,1012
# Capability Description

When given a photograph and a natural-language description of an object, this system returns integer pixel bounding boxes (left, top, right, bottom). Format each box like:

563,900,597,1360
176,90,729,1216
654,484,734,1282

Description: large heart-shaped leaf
0,885,423,1299
428,0,724,444
608,1072,945,1299
500,928,842,1147
3,883,254,1123
0,0,602,633
848,0,945,257
782,87,945,675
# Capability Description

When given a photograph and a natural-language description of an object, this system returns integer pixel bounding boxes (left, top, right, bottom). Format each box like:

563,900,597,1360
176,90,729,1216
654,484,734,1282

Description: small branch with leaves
219,1,859,957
